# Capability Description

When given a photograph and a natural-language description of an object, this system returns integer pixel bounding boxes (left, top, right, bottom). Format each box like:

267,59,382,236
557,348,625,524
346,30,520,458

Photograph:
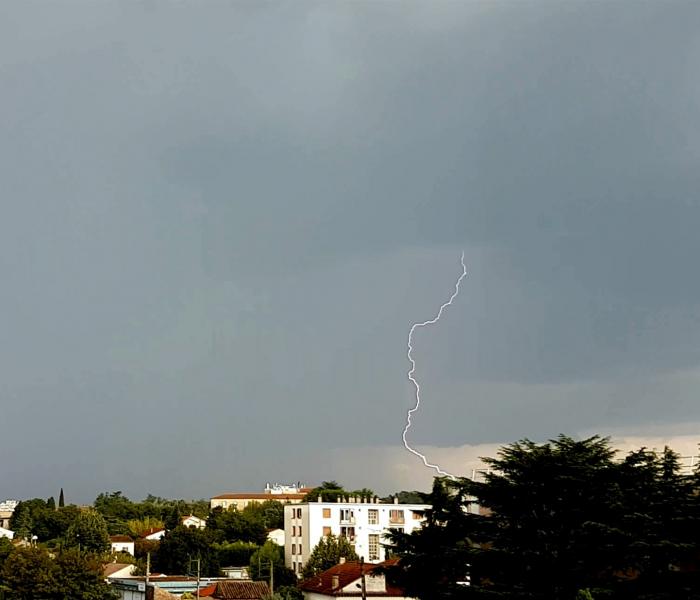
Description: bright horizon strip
402,251,467,478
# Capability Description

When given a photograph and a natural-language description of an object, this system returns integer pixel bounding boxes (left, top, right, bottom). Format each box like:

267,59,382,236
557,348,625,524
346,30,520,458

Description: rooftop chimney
332,575,340,589
393,496,399,504
339,557,346,565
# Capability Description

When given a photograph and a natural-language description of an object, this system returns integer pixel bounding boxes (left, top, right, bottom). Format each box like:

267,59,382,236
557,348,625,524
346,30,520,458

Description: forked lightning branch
402,251,467,478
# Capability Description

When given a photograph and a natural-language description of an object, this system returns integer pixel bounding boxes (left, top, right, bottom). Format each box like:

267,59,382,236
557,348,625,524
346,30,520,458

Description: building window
296,508,302,519
323,526,331,536
291,526,296,536
412,510,424,520
368,534,380,561
291,544,296,555
340,509,354,524
389,509,405,524
322,508,331,518
368,509,378,525
299,545,302,555
340,526,356,543
298,526,302,536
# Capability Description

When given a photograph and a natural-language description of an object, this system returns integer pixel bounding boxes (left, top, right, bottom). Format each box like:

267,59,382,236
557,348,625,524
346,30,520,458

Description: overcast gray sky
2,0,700,503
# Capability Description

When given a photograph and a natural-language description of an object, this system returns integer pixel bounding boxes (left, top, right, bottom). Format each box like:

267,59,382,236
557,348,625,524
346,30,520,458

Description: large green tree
387,435,700,600
301,534,359,579
0,546,115,600
249,541,296,587
65,510,111,553
206,507,267,544
154,525,220,577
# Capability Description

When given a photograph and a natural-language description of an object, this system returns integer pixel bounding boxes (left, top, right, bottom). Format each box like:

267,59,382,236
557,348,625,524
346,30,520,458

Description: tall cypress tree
59,488,65,508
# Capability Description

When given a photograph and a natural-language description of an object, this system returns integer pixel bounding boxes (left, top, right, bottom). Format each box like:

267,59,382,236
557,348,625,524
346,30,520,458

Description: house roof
212,580,270,599
103,563,134,577
299,560,406,597
110,535,133,543
141,527,166,538
211,493,306,500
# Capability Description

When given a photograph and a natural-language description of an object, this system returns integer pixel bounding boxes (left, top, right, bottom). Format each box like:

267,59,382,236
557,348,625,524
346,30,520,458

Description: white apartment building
284,498,430,575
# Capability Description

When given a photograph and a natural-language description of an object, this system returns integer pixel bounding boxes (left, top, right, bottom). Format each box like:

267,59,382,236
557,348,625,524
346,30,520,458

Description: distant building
0,526,14,540
284,498,430,575
220,566,250,580
181,515,206,529
264,482,308,494
104,562,136,579
110,576,224,600
110,535,135,555
266,528,285,546
0,500,18,529
141,527,166,541
298,559,416,599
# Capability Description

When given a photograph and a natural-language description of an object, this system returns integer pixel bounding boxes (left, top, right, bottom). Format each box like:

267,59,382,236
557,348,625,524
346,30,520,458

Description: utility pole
360,557,366,600
146,552,151,587
189,557,201,600
269,559,274,596
196,558,201,600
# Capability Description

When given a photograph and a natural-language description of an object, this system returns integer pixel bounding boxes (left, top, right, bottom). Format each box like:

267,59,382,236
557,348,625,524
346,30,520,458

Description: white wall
285,501,429,572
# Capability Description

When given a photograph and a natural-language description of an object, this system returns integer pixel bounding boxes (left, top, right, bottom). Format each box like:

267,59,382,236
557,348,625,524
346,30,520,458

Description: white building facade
284,499,429,575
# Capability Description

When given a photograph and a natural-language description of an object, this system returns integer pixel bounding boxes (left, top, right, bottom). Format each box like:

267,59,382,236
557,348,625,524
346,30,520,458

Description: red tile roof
109,535,133,543
299,560,406,597
212,580,270,599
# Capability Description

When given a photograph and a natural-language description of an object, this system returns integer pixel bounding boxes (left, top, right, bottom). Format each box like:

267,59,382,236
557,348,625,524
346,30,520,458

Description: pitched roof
103,563,134,577
213,580,270,599
140,527,166,538
110,535,133,543
211,493,306,500
299,560,406,597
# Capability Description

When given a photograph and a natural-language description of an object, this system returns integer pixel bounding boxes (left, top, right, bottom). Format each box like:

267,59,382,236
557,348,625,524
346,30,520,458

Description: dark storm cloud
1,1,699,499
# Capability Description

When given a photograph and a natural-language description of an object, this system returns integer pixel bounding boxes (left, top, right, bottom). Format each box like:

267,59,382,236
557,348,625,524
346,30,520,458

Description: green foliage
46,497,56,511
126,516,165,538
242,500,285,530
0,546,115,600
65,509,110,553
303,481,345,502
303,481,375,503
58,488,64,508
94,491,139,534
213,540,259,567
206,506,267,544
274,586,304,600
576,590,595,600
92,492,210,535
154,525,220,577
383,490,428,504
0,537,13,573
249,542,297,587
301,534,359,579
9,503,33,540
387,435,700,600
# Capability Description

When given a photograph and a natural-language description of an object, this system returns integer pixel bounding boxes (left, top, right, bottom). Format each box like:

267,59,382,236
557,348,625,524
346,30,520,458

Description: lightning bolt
402,251,467,477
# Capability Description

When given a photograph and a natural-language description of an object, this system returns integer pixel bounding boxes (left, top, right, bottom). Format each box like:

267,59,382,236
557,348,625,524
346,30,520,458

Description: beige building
0,500,18,529
210,492,308,511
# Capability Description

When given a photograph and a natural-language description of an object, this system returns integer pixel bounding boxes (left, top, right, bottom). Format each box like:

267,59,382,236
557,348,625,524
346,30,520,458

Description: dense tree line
387,435,700,600
0,546,115,600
